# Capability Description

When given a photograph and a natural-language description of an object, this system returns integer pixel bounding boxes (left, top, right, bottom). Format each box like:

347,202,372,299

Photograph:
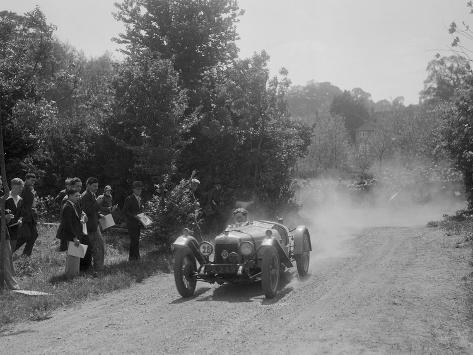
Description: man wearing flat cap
123,181,144,260
97,185,114,215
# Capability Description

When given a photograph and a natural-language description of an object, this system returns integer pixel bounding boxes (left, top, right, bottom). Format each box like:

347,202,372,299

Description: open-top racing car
172,218,311,299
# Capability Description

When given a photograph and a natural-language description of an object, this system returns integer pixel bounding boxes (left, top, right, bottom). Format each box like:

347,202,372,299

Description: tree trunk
0,110,10,292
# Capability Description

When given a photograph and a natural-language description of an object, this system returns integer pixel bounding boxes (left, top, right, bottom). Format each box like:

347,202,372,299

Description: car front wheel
261,247,280,299
174,248,197,298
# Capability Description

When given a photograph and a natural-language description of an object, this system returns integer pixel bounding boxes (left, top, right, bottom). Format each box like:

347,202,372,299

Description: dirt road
2,224,473,354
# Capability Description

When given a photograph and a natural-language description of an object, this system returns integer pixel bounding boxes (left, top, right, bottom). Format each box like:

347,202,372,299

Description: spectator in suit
54,177,72,207
61,177,83,207
123,181,144,261
97,185,114,215
6,178,24,251
1,178,19,290
81,177,104,272
56,189,88,275
14,172,38,257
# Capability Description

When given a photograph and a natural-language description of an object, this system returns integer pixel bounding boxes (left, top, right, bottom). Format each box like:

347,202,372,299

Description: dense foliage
0,2,309,242
3,0,473,240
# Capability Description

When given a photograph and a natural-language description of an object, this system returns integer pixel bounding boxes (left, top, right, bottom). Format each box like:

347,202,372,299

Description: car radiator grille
214,243,239,263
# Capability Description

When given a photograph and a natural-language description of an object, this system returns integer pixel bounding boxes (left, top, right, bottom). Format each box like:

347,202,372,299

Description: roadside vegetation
0,225,170,330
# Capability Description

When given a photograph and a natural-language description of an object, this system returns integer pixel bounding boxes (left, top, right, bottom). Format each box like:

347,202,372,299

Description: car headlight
199,242,214,256
239,241,255,256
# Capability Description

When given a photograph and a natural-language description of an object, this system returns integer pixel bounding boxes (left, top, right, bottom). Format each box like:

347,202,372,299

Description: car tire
174,248,197,298
295,232,310,277
261,247,280,299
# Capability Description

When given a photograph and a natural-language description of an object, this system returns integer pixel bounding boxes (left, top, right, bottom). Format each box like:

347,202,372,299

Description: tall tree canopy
0,8,57,178
114,0,242,108
421,55,471,103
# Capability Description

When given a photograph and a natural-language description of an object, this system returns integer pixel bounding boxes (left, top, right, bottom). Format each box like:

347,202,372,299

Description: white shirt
9,194,21,207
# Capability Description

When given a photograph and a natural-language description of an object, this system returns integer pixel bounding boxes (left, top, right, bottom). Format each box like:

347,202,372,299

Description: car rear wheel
174,248,197,298
295,232,310,277
261,247,280,299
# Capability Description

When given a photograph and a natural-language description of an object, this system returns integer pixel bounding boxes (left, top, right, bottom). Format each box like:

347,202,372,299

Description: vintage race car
172,220,311,299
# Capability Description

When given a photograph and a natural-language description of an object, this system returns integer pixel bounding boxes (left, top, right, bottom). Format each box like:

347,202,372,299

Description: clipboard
67,242,88,258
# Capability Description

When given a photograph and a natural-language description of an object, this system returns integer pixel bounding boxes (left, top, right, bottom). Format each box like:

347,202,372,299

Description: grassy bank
431,210,473,243
431,211,473,331
0,224,171,330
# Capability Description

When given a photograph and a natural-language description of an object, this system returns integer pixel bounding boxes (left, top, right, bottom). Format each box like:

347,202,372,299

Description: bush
36,195,60,223
144,176,203,247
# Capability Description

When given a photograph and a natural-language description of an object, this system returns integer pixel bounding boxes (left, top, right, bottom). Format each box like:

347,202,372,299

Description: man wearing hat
123,181,144,261
97,185,115,215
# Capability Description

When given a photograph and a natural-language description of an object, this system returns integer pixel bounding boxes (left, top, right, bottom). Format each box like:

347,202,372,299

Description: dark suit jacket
62,194,82,213
5,195,22,240
20,184,36,223
54,189,67,207
81,190,100,233
57,201,83,244
123,194,143,229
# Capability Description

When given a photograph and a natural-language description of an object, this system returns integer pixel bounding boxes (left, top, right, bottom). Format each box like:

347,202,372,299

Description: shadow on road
169,287,212,304
186,270,294,304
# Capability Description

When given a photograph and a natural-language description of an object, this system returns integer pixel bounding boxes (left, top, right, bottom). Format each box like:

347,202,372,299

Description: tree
0,8,57,178
296,114,350,176
449,1,473,60
0,111,10,292
178,52,311,217
420,55,471,103
439,83,473,208
330,90,370,141
107,50,191,187
114,0,242,108
287,81,343,125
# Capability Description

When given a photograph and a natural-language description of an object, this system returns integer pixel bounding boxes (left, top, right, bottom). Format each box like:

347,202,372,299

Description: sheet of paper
99,214,115,230
82,222,88,235
137,213,153,227
12,290,51,296
67,242,88,258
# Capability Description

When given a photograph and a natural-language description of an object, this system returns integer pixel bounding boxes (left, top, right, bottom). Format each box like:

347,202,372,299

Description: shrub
144,176,203,247
36,195,60,223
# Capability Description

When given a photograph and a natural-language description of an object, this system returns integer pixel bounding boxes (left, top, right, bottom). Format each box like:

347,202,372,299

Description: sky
2,0,470,104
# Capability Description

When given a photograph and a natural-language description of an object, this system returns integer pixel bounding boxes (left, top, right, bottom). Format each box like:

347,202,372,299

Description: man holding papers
81,177,105,272
123,181,145,261
56,189,88,275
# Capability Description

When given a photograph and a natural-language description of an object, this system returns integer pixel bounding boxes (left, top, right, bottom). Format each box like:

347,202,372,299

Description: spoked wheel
261,247,280,299
174,248,197,297
295,232,310,277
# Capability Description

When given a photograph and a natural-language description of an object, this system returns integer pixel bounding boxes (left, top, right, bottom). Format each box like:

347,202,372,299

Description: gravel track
2,226,473,354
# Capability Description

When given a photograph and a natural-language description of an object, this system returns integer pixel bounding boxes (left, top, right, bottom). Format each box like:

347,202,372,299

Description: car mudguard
173,235,206,265
259,237,293,268
293,226,312,254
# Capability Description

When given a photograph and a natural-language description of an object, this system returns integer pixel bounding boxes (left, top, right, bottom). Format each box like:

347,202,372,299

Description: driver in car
231,207,250,228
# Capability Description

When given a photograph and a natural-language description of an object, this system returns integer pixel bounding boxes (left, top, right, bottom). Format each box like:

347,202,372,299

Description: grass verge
432,210,473,331
0,224,171,331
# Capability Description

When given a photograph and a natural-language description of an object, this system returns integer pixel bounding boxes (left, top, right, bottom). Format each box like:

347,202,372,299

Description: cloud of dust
293,173,466,261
